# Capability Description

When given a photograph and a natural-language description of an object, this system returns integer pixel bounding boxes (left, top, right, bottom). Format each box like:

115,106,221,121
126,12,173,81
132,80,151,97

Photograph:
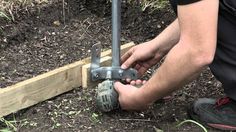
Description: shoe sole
188,106,236,131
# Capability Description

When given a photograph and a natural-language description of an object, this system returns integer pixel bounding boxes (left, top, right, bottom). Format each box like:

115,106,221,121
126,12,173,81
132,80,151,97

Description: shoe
188,97,236,131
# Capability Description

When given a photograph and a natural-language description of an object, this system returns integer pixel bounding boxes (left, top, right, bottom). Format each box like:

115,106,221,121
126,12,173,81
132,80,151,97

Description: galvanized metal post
112,0,121,67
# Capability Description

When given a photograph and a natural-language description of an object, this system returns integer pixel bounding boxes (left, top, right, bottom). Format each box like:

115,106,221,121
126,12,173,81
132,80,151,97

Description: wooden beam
0,42,135,117
82,42,135,88
0,61,84,117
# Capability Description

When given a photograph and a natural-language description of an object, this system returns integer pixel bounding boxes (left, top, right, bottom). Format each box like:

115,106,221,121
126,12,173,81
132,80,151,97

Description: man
114,0,236,131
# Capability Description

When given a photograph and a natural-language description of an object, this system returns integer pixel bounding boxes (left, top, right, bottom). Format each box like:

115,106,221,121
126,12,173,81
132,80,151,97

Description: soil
0,1,225,132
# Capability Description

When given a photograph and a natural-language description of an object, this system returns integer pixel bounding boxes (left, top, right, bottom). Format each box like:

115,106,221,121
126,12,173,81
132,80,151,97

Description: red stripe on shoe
208,123,236,131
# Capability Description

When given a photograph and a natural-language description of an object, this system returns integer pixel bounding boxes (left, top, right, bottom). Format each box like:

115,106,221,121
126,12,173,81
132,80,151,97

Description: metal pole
112,0,121,67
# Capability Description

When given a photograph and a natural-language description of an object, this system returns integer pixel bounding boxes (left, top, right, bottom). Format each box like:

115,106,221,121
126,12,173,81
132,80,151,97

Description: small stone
19,50,23,54
53,20,61,26
139,113,145,117
60,55,64,59
3,38,7,42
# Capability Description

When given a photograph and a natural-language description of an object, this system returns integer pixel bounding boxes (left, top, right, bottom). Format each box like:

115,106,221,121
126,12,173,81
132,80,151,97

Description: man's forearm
150,18,180,56
137,42,209,105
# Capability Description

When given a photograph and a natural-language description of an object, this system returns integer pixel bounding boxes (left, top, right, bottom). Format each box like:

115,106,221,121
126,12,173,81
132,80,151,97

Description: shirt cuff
178,0,201,5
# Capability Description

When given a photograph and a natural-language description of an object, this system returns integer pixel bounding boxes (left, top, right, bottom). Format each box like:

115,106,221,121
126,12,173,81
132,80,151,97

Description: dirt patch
0,1,224,131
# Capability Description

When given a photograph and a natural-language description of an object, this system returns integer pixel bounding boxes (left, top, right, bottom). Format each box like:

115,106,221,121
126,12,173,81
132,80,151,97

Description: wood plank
0,61,84,117
82,43,135,88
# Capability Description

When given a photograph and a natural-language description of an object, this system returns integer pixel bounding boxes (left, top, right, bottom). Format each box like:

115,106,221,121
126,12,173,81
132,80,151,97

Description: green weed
176,119,208,132
91,112,102,123
0,11,11,21
107,0,168,11
0,118,17,132
139,0,168,11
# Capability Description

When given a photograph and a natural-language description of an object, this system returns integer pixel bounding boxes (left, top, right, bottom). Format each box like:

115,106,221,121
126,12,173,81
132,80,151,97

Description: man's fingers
134,64,141,71
121,48,137,69
138,67,148,76
114,81,125,94
121,55,136,69
142,80,147,84
130,81,136,85
121,50,132,64
126,78,131,82
136,79,142,85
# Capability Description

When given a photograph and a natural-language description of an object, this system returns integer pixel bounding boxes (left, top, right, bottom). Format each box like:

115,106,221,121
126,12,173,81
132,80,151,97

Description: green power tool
90,0,138,112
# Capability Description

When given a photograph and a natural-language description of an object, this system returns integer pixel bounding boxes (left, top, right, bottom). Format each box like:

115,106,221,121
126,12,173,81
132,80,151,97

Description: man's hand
121,41,163,76
121,19,181,76
114,81,150,110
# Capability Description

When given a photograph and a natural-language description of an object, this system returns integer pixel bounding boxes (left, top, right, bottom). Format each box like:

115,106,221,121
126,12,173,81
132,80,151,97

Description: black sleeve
177,0,201,5
169,0,202,14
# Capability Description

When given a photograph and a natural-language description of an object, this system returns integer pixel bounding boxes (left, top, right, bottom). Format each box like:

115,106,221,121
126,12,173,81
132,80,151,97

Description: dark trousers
169,0,236,100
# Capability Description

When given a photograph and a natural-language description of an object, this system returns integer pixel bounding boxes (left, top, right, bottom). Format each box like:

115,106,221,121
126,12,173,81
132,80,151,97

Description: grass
0,0,51,21
0,11,11,34
139,0,168,11
107,0,168,11
0,11,12,21
0,117,17,132
0,0,168,13
177,119,208,132
0,0,167,37
0,12,11,21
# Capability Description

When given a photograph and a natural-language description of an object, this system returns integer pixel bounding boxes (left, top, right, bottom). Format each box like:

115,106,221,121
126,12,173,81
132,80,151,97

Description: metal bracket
91,43,101,70
91,67,138,81
90,43,137,81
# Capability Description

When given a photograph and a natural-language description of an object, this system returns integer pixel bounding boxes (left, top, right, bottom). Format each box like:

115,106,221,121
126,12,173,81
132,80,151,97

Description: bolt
106,71,112,79
95,73,99,78
118,70,123,77
119,73,122,77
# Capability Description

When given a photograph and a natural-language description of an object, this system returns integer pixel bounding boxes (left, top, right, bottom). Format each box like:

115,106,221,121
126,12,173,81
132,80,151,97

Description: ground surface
0,1,225,131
